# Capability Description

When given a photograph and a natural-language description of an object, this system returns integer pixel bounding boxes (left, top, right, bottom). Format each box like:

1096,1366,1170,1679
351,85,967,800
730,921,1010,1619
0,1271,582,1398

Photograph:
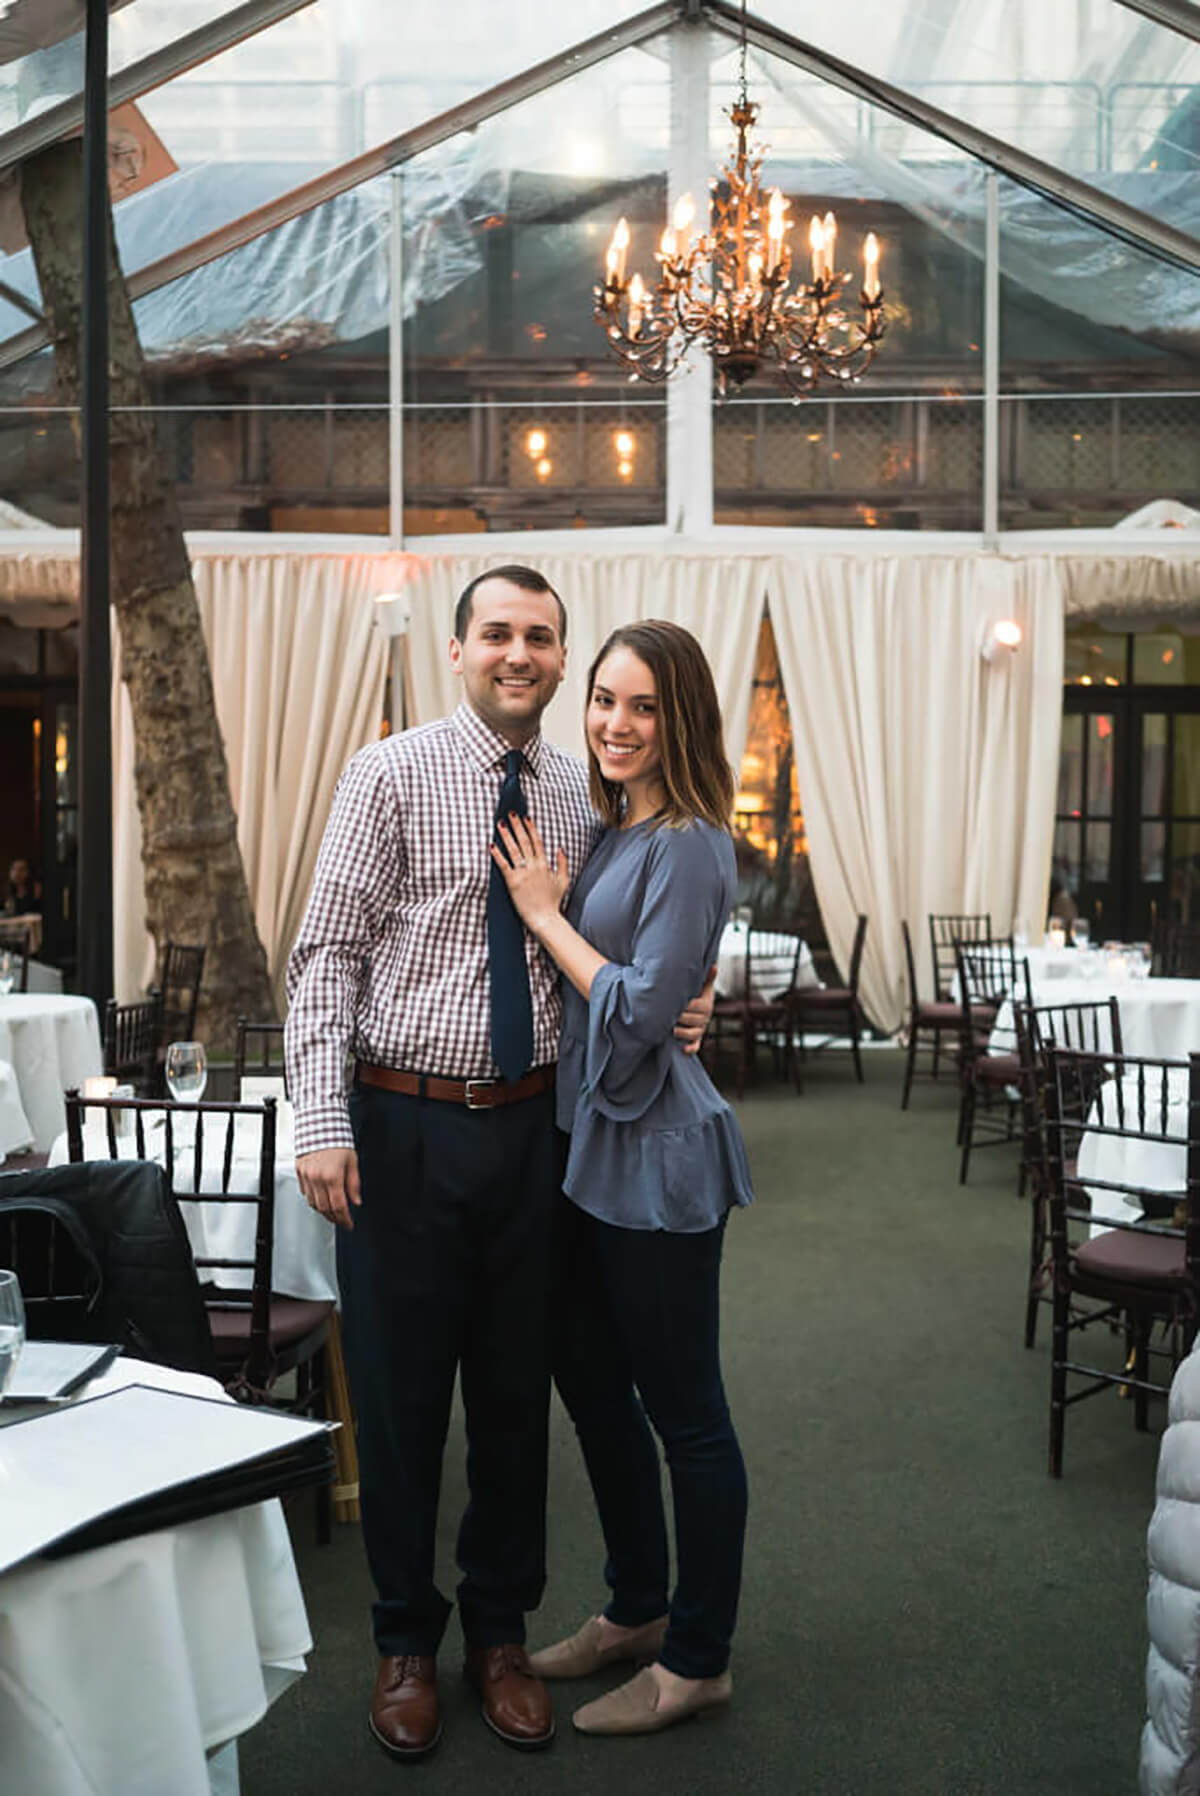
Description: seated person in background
4,857,40,915
1048,865,1079,928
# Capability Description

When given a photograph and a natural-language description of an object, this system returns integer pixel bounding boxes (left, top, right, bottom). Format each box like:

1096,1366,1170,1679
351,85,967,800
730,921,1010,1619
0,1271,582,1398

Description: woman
491,619,752,1738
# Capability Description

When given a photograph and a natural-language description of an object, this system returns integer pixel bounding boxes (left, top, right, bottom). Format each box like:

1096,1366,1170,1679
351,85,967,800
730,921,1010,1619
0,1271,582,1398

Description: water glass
0,951,14,996
1131,942,1153,980
165,1041,207,1102
1011,917,1029,950
1046,919,1067,951
1071,918,1090,950
0,1269,25,1397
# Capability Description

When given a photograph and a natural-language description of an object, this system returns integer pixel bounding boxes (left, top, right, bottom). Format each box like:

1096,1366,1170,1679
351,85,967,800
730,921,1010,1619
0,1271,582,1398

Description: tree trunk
21,137,275,1047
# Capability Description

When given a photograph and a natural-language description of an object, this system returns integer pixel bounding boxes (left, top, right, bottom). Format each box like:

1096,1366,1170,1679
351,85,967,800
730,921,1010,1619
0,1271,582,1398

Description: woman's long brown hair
586,620,735,830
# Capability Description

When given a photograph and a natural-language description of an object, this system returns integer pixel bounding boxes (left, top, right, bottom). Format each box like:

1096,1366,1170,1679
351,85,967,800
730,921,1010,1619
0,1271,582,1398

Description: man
287,567,711,1762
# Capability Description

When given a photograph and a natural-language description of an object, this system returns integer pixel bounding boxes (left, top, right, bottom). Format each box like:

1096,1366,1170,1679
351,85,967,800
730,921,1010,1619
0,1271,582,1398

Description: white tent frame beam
1110,0,1200,42
705,0,1200,274
0,0,317,176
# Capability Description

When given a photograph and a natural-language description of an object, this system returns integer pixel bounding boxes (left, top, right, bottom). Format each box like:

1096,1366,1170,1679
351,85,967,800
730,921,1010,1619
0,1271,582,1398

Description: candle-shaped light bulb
612,216,630,284
628,270,645,336
822,210,837,280
766,188,786,274
809,214,825,283
863,231,880,300
673,192,695,256
660,225,676,261
605,245,619,282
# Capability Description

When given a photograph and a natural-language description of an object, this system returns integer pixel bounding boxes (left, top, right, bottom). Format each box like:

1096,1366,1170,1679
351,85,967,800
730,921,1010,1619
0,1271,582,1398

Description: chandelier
594,4,886,398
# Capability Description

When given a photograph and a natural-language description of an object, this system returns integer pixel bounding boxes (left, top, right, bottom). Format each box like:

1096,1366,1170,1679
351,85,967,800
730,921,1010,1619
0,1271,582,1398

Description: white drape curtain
401,552,766,771
769,554,1066,1033
113,552,393,1006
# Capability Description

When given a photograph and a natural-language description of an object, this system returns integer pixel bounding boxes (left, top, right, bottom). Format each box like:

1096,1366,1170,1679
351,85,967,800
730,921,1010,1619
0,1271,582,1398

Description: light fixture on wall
525,426,553,482
595,0,886,397
981,618,1022,662
614,427,635,481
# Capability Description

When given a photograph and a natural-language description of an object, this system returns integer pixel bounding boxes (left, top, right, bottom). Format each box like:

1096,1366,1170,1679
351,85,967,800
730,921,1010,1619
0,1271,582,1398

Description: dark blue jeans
551,1196,748,1680
338,1080,560,1656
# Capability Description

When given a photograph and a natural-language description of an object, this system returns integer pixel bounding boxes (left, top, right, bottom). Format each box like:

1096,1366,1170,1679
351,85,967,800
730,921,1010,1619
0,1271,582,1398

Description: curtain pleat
768,554,1065,1032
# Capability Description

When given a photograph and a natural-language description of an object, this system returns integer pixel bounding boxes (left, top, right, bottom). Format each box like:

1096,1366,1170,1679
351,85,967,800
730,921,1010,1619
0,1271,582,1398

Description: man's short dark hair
454,565,567,646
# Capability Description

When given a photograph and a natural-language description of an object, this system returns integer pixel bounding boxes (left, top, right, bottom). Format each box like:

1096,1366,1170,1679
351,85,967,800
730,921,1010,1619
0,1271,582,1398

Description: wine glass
1071,918,1090,951
165,1041,207,1102
0,951,14,996
0,1269,25,1398
1011,917,1029,950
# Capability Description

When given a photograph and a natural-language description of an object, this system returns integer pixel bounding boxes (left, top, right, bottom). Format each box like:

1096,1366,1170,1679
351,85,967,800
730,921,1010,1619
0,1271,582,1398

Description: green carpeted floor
242,1053,1155,1795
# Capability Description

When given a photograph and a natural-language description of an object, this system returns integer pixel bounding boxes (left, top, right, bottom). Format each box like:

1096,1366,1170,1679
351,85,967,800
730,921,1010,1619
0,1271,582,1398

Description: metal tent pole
78,0,113,1006
389,168,404,549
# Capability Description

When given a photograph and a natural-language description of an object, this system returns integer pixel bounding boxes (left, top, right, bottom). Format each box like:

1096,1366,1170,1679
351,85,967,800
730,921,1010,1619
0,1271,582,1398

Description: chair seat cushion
974,1052,1021,1084
1074,1230,1184,1288
713,998,787,1020
917,1001,963,1024
209,1293,335,1357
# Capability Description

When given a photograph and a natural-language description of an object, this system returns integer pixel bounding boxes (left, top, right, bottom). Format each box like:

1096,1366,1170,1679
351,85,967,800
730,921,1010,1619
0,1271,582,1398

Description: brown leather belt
356,1061,556,1110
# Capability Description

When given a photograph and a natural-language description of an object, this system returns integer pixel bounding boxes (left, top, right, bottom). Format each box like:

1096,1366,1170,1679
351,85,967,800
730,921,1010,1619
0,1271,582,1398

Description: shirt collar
451,701,545,777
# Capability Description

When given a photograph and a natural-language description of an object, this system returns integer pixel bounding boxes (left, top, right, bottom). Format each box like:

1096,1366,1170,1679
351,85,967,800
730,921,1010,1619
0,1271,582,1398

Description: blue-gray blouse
556,817,754,1233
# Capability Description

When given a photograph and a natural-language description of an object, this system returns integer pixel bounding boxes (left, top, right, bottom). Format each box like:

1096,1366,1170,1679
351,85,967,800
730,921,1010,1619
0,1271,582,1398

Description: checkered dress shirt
285,702,598,1157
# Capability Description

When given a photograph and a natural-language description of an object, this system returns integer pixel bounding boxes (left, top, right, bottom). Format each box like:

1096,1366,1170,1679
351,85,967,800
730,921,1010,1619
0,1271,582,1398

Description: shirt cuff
292,1101,355,1159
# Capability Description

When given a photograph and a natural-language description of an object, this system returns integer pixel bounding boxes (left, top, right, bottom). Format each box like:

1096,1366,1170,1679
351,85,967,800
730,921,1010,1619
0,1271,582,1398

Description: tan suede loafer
464,1643,555,1750
528,1613,669,1680
572,1666,732,1736
368,1654,441,1760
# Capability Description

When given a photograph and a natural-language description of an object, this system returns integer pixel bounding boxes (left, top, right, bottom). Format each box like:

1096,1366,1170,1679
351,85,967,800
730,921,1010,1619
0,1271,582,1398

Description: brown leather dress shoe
463,1643,555,1750
369,1654,441,1760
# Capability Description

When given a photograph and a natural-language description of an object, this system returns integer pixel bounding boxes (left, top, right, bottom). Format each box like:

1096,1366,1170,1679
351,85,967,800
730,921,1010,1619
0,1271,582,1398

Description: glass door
1131,698,1200,942
1056,687,1200,942
1054,694,1124,940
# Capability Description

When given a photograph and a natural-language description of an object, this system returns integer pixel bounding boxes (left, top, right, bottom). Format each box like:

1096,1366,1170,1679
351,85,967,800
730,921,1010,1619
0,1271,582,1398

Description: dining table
715,923,820,1001
48,1099,337,1305
990,968,1200,1063
0,992,102,1153
0,1354,312,1796
1075,1066,1190,1236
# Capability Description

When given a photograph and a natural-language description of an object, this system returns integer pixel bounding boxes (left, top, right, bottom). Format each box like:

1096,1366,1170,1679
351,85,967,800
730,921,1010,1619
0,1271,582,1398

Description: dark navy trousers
338,1079,561,1656
551,1196,748,1680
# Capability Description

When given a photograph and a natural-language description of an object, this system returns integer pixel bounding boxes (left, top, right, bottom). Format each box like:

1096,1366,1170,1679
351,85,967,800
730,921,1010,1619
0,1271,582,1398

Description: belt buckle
463,1079,494,1110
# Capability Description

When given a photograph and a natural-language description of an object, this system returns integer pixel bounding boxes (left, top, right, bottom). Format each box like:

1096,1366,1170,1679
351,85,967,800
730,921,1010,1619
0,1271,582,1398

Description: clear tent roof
0,0,1193,377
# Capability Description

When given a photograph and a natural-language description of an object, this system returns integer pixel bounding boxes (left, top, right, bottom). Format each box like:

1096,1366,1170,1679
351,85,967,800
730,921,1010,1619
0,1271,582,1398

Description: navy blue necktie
488,749,534,1082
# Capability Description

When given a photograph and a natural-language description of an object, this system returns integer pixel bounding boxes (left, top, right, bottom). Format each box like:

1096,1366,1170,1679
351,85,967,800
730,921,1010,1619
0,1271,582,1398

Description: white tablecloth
991,976,1200,1062
0,1357,311,1796
50,1106,337,1303
0,1058,33,1159
715,925,820,1000
1077,1070,1190,1235
0,994,102,1153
